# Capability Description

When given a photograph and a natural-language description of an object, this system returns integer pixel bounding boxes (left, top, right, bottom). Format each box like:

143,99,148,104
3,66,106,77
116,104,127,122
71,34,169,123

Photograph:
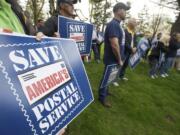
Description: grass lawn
68,60,180,135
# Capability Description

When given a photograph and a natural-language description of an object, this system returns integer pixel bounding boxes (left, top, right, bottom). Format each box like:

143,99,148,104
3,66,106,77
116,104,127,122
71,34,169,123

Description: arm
169,39,180,50
36,16,58,40
109,37,123,66
39,16,58,37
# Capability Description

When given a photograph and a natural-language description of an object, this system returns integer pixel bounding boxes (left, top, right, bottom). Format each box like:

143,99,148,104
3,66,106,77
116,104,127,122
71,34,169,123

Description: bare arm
109,37,123,66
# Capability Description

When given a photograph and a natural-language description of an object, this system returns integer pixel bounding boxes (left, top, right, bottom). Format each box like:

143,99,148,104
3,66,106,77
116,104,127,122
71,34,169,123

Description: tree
137,5,150,33
89,0,111,32
26,0,46,25
150,0,180,34
101,0,111,33
170,0,180,34
137,0,174,40
49,0,56,16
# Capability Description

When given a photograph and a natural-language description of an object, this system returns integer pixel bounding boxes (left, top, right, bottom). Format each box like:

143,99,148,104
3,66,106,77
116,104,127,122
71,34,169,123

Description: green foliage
68,61,180,135
89,0,112,30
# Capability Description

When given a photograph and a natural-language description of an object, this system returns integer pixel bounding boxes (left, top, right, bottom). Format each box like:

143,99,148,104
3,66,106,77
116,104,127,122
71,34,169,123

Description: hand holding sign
129,38,150,69
0,33,93,135
100,64,121,88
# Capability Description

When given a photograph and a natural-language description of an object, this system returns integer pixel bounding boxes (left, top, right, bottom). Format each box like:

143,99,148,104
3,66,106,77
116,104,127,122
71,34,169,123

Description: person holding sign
119,18,137,81
37,0,78,39
98,2,130,108
131,31,152,67
148,34,169,79
96,26,104,62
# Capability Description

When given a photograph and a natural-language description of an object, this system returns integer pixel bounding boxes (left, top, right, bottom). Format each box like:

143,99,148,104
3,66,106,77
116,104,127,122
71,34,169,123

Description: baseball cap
57,0,78,5
113,2,130,13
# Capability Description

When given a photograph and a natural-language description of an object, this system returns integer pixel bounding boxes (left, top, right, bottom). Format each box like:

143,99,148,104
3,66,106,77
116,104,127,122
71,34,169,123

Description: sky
74,0,177,22
20,0,177,22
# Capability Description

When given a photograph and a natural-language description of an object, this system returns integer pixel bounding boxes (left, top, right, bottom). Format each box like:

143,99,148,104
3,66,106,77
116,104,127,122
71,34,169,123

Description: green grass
68,60,180,135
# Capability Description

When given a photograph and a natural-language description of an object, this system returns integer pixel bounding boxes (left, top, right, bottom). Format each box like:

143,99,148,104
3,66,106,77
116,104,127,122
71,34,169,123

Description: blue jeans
149,57,159,76
99,66,109,102
159,61,166,75
163,57,175,74
119,53,130,78
92,42,100,60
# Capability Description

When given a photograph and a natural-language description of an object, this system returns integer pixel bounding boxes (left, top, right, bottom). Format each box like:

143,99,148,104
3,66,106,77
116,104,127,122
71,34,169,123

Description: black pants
119,53,131,78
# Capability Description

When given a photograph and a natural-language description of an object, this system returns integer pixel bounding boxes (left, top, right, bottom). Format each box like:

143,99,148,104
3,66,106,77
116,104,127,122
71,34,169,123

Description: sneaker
122,77,128,81
96,59,100,63
154,74,158,78
164,73,169,77
113,82,119,87
160,74,166,78
150,75,155,79
107,91,113,96
99,99,111,108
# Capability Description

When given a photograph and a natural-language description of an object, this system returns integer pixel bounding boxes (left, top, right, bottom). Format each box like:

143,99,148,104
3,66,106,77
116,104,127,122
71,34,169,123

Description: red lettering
45,76,56,89
62,69,70,79
32,81,46,97
58,71,65,83
50,74,57,85
52,73,60,84
25,69,70,102
26,86,37,101
40,79,49,91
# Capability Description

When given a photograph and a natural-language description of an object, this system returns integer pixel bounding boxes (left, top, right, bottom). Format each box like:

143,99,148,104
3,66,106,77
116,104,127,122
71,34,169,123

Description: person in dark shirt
91,25,99,62
163,32,180,75
91,26,104,63
98,2,130,108
118,18,137,81
37,0,78,38
35,19,44,32
148,34,169,79
166,33,180,58
96,26,104,61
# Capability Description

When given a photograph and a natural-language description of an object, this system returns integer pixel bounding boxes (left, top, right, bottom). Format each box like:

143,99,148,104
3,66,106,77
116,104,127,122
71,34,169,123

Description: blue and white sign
100,64,120,88
129,52,141,69
0,33,93,135
177,49,180,56
58,16,93,56
158,52,165,67
129,38,150,69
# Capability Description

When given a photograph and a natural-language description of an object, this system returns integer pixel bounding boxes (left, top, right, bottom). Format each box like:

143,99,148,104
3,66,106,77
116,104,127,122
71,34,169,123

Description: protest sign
177,49,180,56
129,52,141,69
0,33,93,135
58,16,93,55
129,38,150,69
100,64,120,88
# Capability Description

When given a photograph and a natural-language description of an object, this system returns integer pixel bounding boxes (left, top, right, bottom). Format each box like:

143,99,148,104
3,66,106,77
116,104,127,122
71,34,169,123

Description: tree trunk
171,0,180,34
171,12,180,34
32,0,37,25
102,0,107,33
49,0,56,16
89,2,94,23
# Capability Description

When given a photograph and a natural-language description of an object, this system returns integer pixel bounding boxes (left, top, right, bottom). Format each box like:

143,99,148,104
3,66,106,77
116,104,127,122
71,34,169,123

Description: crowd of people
97,3,180,108
0,0,180,134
